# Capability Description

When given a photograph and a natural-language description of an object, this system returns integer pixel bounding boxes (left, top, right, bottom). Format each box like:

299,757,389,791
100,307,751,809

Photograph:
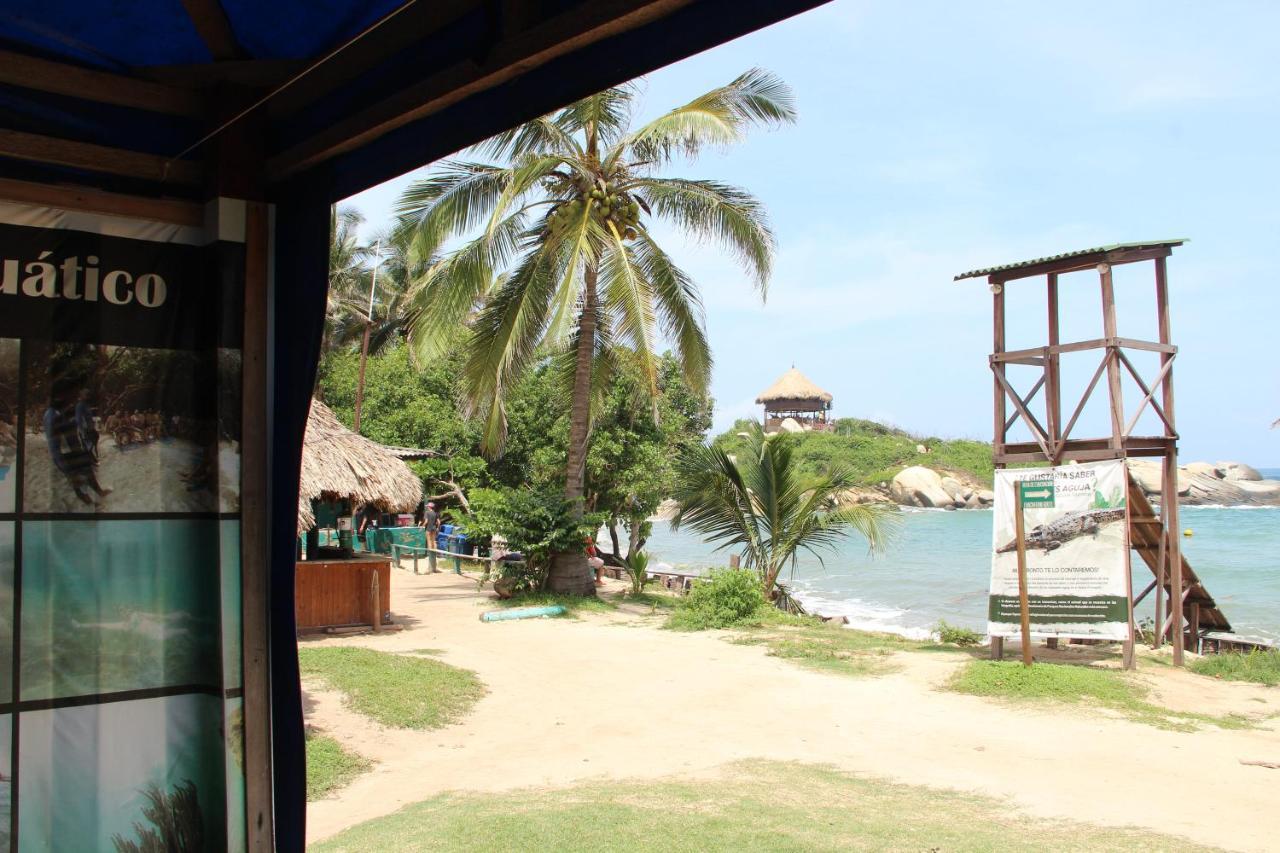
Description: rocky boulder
1218,462,1263,482
1184,462,1223,479
890,466,955,508
940,476,972,502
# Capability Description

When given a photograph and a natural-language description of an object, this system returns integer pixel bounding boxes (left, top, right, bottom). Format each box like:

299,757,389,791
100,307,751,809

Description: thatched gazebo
756,367,834,434
297,399,426,533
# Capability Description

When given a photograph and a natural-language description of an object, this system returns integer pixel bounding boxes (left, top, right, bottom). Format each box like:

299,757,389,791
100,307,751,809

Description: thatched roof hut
297,399,428,531
756,367,834,434
755,367,833,405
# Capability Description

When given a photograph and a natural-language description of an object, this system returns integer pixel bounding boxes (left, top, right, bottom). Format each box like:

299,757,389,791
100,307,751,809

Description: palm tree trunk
546,263,598,595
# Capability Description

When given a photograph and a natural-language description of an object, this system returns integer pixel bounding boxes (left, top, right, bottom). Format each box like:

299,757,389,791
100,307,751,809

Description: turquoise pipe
479,605,566,622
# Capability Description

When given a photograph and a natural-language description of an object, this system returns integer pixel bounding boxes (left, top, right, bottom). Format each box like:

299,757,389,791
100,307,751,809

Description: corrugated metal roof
954,240,1187,281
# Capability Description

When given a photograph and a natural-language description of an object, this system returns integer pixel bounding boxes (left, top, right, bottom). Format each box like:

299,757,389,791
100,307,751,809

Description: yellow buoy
1183,529,1193,537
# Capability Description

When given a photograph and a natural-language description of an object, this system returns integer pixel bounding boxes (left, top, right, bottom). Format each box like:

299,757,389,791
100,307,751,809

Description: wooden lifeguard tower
757,367,834,434
956,240,1231,666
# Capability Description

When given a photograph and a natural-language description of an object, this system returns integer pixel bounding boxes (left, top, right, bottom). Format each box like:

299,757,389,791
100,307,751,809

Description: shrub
667,569,766,631
469,486,603,591
935,620,983,647
624,550,650,595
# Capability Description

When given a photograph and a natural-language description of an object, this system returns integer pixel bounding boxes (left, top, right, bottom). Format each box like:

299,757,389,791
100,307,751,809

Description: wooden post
1098,264,1125,451
1166,452,1184,664
1189,602,1201,654
1152,523,1166,649
1154,256,1183,665
992,280,1006,459
990,636,1004,660
1014,481,1033,666
240,199,274,851
1046,273,1061,452
1122,476,1136,670
370,568,382,632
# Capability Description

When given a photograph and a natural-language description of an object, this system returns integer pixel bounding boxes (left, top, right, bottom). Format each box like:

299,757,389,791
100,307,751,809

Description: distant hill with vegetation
711,418,995,487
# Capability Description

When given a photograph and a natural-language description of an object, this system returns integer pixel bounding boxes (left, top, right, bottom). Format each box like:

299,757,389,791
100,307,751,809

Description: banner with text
0,211,245,852
988,460,1130,641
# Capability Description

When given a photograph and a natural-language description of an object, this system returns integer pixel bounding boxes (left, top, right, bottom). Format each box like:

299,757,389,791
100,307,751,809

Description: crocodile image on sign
997,508,1125,553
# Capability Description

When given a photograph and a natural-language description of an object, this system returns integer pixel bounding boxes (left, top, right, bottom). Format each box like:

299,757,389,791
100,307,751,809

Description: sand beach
303,569,1280,851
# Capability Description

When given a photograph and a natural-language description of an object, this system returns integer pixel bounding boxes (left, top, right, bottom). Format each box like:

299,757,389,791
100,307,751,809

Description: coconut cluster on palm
398,69,795,594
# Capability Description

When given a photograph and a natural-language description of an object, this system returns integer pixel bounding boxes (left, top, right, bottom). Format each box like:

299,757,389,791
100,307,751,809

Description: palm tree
328,227,420,357
325,205,372,355
399,69,795,594
670,425,894,598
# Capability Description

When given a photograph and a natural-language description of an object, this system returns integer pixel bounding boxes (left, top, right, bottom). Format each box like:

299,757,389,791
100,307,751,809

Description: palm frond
461,232,562,455
627,68,796,163
632,178,774,292
396,161,511,263
629,232,710,394
471,114,582,160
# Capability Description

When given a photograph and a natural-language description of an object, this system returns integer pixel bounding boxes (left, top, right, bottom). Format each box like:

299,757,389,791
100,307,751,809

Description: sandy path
304,570,1280,851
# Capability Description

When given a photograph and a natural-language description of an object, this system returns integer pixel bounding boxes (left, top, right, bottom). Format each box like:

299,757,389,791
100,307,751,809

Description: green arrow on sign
1020,480,1055,507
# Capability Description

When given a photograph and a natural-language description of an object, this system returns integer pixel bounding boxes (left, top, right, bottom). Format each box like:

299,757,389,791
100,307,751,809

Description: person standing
420,500,440,572
74,387,99,462
356,502,379,551
44,385,111,506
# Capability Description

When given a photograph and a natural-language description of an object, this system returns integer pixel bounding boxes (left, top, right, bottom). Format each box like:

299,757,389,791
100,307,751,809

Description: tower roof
755,367,833,404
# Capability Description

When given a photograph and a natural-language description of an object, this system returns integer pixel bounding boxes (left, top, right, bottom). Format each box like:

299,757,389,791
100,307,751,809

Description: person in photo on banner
43,379,112,506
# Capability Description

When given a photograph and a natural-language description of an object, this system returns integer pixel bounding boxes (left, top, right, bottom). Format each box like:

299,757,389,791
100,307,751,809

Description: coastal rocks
837,487,892,506
1219,462,1263,482
890,467,955,508
1126,459,1280,506
1185,462,1222,479
940,476,970,502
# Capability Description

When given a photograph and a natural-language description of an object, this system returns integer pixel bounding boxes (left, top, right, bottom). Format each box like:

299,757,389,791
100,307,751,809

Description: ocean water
640,487,1280,643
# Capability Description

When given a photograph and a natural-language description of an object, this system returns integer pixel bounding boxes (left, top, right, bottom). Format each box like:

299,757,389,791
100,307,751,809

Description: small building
756,367,834,434
295,399,427,632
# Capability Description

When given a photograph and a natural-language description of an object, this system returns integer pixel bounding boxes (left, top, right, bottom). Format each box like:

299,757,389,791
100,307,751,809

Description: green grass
611,589,678,611
493,591,617,615
306,730,371,801
311,760,1219,853
298,646,485,729
950,661,1258,731
1190,650,1280,687
729,617,957,678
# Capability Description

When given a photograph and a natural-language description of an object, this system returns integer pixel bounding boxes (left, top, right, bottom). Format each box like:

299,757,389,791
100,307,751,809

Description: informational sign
0,208,246,851
989,460,1130,641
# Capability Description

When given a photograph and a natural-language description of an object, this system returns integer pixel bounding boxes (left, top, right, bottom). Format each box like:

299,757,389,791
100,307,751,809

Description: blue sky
345,0,1280,466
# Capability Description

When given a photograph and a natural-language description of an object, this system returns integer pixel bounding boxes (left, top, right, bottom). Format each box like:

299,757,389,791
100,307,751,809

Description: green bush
935,620,983,647
667,569,766,631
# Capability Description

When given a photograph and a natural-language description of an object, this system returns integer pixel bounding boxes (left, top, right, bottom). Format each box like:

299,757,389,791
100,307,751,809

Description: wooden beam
0,128,202,185
989,246,1174,284
1114,337,1176,354
1003,374,1045,433
0,176,203,226
181,0,245,60
1118,350,1176,437
0,49,204,117
241,199,274,850
993,278,1006,457
1046,272,1061,448
267,0,696,180
1057,353,1109,453
992,365,1052,458
1099,265,1125,451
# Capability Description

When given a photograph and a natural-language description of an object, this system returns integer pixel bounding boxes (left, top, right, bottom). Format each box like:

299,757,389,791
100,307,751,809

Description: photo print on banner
0,338,16,514
21,342,241,515
0,212,247,851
